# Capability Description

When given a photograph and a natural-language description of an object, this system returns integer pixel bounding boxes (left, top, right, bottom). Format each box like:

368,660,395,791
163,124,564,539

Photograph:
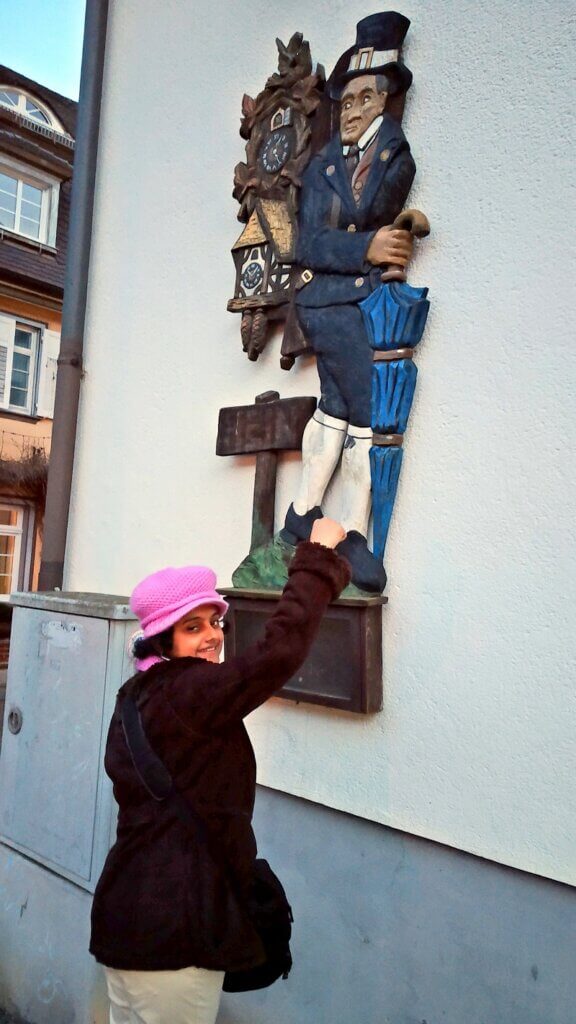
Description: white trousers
104,965,225,1024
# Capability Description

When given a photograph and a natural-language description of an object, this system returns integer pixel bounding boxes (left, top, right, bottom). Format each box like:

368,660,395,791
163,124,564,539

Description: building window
0,156,60,246
0,503,34,599
0,312,60,419
0,88,65,132
0,172,45,241
0,154,59,248
9,324,40,413
0,505,23,597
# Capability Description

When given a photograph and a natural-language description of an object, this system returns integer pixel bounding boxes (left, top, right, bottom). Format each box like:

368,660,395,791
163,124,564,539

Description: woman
90,518,350,1024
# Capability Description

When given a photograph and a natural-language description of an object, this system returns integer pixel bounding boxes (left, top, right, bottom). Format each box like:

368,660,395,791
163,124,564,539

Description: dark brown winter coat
90,542,350,971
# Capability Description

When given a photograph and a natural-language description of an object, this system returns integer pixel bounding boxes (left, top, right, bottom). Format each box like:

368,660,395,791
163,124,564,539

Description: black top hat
328,11,413,99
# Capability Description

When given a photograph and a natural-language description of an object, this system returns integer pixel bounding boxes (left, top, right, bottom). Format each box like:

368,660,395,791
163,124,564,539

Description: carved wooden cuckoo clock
228,34,325,369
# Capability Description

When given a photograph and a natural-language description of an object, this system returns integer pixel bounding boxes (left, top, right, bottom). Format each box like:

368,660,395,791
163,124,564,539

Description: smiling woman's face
170,604,224,663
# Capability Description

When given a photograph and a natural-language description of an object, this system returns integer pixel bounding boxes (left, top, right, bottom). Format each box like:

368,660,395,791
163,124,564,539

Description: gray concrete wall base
1,789,574,1024
218,787,576,1024
0,845,107,1024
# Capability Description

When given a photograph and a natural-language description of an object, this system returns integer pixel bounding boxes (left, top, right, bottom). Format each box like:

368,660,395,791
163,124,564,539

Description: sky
0,0,86,100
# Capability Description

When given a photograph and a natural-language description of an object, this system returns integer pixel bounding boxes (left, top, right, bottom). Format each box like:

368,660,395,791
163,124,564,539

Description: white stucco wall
65,0,576,885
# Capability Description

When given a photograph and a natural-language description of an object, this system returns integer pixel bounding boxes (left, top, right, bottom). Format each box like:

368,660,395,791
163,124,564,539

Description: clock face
241,261,264,290
259,129,291,173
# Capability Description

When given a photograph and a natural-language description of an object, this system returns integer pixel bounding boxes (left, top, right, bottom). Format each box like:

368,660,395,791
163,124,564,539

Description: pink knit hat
129,565,229,671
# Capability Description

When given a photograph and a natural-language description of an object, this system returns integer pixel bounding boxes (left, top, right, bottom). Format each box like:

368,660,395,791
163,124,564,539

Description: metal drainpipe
38,0,110,591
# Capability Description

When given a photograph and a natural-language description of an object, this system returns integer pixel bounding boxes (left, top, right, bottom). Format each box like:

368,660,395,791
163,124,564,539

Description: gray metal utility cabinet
0,592,136,1024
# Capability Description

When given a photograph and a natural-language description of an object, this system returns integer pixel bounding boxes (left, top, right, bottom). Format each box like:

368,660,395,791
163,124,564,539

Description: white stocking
293,410,348,515
340,425,373,536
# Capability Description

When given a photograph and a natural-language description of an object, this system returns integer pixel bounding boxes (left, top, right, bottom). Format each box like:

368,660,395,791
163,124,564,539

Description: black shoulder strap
120,692,241,893
121,690,173,801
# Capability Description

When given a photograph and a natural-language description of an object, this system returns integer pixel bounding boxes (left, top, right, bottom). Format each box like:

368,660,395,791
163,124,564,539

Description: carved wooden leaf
292,75,323,115
239,94,257,138
242,93,256,117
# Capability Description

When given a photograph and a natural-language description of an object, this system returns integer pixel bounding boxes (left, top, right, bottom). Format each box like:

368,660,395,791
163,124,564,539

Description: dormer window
0,173,43,239
0,154,60,247
0,88,65,133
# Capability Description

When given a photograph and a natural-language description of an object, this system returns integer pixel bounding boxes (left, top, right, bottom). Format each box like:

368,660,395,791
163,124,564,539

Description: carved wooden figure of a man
283,12,417,592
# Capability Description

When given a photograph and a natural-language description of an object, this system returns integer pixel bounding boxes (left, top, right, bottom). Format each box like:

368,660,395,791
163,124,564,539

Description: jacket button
326,165,335,176
380,149,390,162
355,277,364,287
347,224,357,232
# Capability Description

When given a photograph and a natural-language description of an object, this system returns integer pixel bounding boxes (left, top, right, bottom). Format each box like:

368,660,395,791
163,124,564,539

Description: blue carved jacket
295,113,416,309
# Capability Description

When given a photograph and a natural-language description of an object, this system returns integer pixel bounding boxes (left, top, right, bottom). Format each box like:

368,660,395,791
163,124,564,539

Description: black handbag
120,690,293,992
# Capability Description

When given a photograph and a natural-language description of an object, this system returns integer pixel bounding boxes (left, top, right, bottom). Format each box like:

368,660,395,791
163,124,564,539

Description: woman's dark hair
133,627,173,661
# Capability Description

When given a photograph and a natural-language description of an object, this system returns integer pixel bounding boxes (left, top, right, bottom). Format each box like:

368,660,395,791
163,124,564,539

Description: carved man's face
339,75,387,145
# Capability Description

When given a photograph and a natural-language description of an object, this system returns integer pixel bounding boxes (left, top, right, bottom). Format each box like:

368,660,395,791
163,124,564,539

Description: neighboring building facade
0,66,75,623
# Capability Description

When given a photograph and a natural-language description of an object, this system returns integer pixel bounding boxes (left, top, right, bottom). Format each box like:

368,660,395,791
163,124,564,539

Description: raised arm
163,531,350,731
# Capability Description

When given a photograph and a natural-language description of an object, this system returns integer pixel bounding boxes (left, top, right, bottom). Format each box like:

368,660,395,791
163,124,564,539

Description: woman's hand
310,517,346,549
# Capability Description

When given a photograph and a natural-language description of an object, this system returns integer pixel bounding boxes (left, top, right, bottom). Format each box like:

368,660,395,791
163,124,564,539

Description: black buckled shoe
280,504,324,544
335,531,387,594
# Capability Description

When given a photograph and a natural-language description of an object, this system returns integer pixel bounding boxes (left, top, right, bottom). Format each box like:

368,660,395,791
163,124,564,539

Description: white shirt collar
342,115,383,156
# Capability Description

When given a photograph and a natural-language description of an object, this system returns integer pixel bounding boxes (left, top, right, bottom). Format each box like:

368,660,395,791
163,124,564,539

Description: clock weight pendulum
241,308,268,362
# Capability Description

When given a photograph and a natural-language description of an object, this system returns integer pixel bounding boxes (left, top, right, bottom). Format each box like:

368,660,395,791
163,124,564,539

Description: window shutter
46,183,60,247
35,329,60,418
0,314,15,411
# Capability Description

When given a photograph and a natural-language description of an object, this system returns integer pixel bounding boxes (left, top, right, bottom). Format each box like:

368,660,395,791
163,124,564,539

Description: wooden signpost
216,391,316,551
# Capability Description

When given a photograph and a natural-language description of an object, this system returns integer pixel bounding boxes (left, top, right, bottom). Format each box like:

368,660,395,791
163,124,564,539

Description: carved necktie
345,144,360,182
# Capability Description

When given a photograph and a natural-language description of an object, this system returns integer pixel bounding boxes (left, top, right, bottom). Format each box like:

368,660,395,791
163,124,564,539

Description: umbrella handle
380,209,430,283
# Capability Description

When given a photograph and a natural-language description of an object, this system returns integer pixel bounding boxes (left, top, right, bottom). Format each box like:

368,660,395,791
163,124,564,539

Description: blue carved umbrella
360,280,430,562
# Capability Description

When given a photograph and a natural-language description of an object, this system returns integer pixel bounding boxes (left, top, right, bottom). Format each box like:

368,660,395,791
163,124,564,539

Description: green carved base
232,533,293,590
231,533,374,599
